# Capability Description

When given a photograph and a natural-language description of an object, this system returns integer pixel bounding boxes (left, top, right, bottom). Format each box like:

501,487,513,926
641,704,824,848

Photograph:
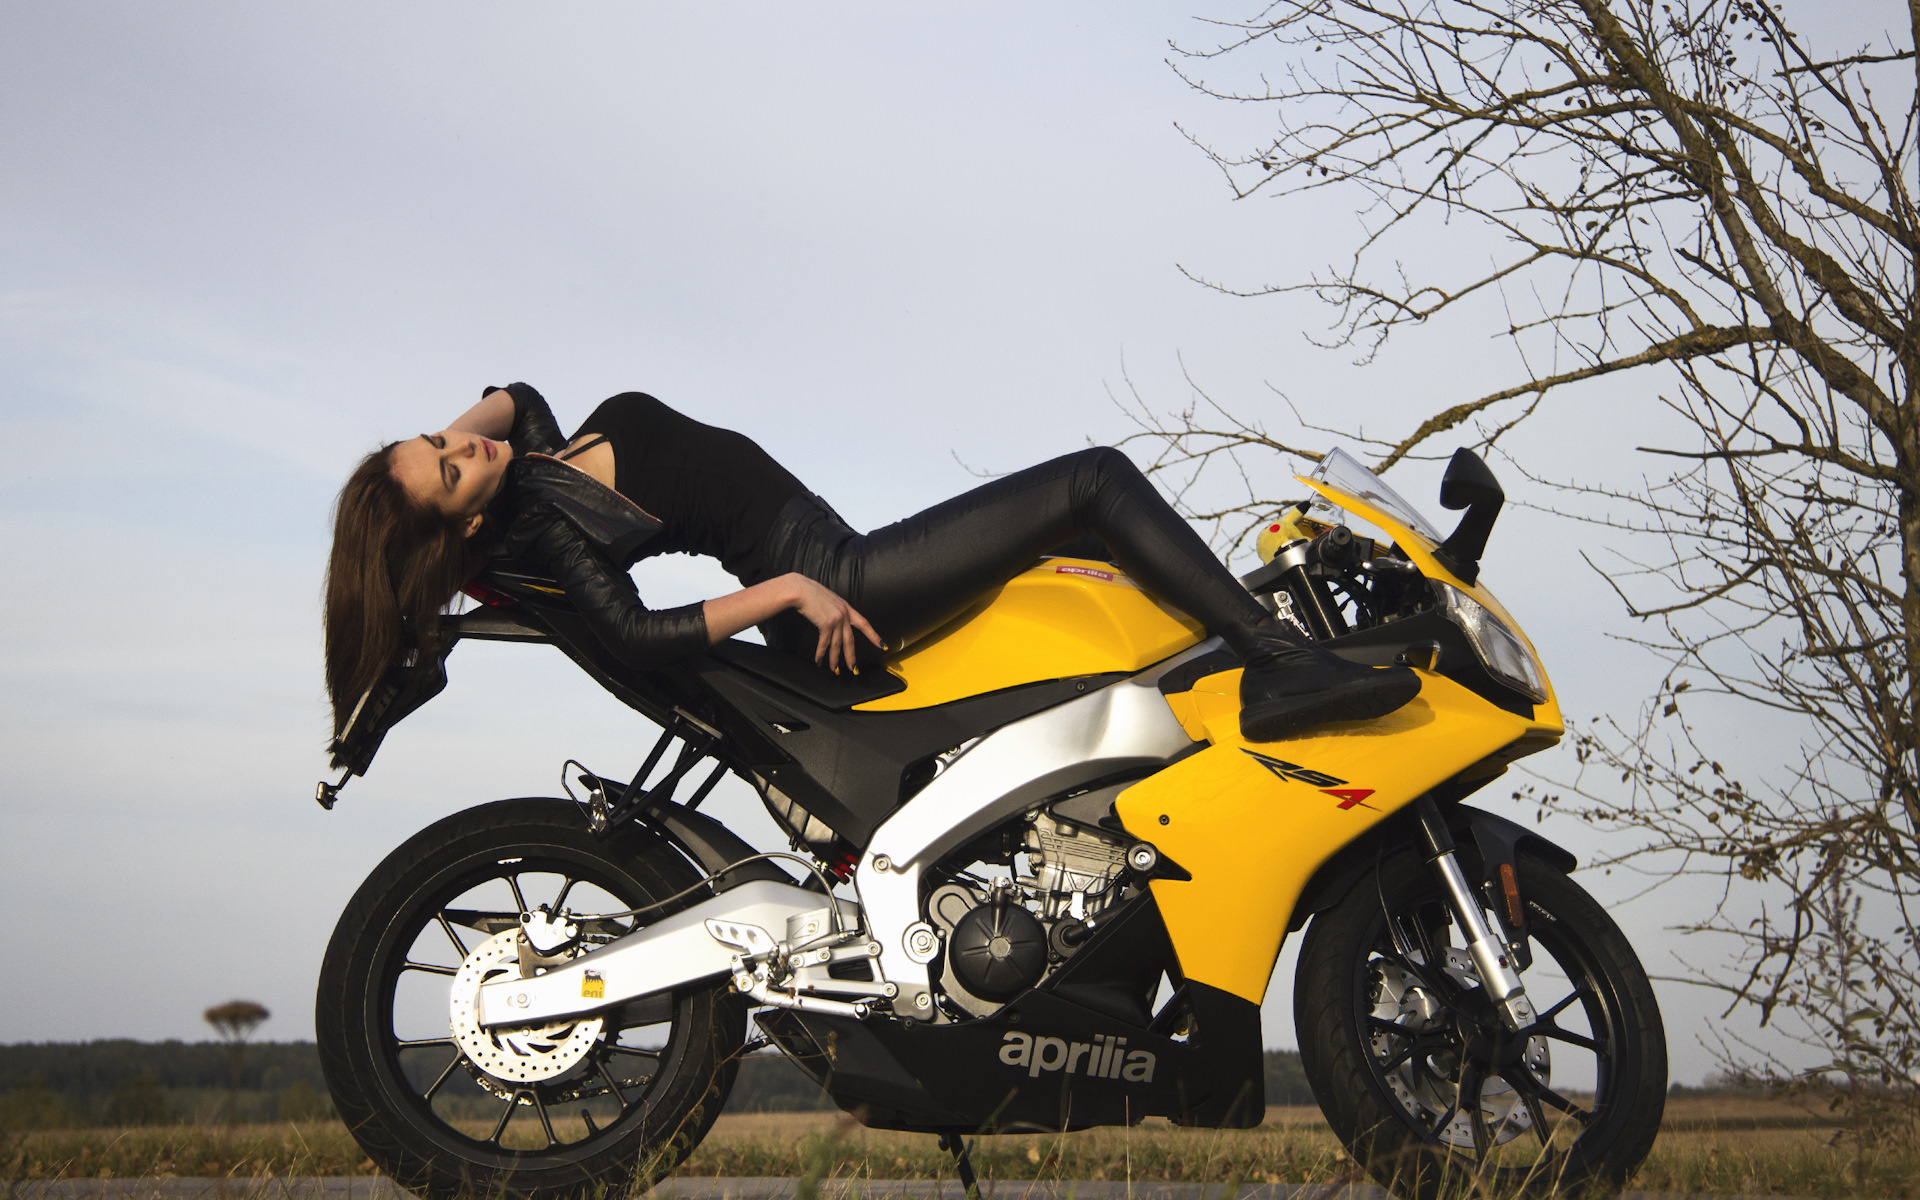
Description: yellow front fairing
1109,469,1565,1006
1117,669,1560,1004
856,559,1204,711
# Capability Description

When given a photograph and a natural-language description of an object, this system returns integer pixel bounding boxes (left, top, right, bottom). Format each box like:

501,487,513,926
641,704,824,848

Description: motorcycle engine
947,889,1047,1001
929,805,1133,1018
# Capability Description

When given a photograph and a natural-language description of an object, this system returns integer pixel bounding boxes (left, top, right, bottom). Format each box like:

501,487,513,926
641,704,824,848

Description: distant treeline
0,1041,1317,1128
0,1040,332,1127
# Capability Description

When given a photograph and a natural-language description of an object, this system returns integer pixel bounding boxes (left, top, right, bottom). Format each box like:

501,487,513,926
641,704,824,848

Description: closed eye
416,434,456,493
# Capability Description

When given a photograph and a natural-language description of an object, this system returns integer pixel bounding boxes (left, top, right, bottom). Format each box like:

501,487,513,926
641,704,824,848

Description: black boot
1236,627,1421,742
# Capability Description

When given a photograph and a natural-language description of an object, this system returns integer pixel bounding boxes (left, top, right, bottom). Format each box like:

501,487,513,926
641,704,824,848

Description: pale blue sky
4,1,1880,1085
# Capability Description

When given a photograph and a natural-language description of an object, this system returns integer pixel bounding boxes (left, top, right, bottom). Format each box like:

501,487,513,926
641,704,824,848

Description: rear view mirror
1433,448,1505,586
1439,448,1504,511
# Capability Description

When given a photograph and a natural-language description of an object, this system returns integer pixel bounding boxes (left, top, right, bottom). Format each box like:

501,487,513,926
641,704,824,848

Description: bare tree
205,999,270,1125
1129,0,1918,1121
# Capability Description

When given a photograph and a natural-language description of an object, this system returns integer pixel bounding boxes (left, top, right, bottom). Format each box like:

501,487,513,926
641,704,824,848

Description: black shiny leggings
753,447,1273,666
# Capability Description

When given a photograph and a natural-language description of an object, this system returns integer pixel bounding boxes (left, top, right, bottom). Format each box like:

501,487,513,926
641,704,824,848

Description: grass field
4,1097,1914,1198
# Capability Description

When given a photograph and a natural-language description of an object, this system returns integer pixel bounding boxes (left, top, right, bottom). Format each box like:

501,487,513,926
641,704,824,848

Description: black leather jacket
326,384,707,784
485,383,710,668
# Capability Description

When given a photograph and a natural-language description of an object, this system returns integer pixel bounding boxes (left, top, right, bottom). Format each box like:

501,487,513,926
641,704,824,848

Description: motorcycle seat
446,605,555,644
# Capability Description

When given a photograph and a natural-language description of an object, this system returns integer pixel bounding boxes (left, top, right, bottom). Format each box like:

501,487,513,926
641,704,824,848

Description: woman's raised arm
448,389,516,439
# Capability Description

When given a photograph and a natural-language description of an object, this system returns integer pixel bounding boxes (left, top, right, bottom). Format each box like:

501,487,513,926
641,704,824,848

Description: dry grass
4,1097,1915,1197
677,1109,1352,1186
1632,1096,1918,1199
0,1122,371,1181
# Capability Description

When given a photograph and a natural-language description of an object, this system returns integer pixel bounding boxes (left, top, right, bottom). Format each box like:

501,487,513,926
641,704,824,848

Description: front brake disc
1368,953,1550,1149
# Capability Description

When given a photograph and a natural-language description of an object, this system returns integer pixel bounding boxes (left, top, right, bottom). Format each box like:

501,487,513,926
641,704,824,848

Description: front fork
1413,796,1535,1032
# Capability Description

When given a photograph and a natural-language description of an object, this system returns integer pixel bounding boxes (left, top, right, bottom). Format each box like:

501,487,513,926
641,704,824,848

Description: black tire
1296,848,1666,1199
317,799,746,1200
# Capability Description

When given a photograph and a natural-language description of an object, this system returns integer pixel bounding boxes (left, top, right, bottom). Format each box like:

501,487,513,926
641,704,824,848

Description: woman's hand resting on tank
699,573,884,674
785,573,885,674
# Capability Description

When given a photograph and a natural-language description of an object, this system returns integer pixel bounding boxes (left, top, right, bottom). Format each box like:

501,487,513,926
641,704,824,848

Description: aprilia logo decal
1242,749,1377,810
1055,564,1115,582
998,1032,1156,1083
1054,564,1139,589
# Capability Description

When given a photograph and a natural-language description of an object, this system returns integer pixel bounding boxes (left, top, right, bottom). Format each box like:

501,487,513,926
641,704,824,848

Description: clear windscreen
1307,448,1445,543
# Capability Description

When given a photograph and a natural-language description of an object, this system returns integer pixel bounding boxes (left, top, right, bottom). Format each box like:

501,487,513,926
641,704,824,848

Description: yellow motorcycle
315,447,1665,1199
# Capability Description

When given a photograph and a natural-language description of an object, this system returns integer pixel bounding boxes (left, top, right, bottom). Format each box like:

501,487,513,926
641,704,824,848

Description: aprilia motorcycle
314,449,1666,1200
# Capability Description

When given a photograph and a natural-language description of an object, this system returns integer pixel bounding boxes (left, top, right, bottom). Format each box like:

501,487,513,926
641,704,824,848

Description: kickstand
938,1132,981,1200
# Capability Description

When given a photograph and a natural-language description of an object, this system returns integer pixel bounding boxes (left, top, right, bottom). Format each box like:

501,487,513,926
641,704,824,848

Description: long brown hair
323,444,493,765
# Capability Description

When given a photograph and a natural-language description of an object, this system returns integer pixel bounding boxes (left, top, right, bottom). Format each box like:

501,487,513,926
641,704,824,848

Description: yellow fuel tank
855,558,1205,712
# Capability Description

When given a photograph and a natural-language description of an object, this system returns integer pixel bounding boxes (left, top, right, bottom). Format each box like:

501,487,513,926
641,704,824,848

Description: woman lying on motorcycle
322,382,1419,759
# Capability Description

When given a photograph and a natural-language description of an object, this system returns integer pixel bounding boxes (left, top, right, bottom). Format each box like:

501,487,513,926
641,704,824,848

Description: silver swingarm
473,878,866,1027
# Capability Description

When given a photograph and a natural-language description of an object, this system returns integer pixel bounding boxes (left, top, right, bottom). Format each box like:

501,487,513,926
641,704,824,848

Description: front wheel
1296,848,1666,1198
317,799,746,1200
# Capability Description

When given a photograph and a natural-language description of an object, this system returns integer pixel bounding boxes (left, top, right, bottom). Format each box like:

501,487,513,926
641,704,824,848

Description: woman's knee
1069,445,1146,504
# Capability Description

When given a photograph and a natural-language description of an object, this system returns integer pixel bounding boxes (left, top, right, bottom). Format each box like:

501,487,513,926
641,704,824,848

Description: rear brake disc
448,930,604,1085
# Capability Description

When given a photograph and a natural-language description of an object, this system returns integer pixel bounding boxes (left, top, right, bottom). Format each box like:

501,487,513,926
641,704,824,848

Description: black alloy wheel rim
1357,892,1636,1169
370,845,695,1163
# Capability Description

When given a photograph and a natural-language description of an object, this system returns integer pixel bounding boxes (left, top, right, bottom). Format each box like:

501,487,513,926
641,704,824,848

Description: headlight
1435,585,1547,703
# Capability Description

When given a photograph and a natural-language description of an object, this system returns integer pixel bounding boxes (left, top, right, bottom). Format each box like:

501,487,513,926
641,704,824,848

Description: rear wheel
317,799,745,1200
1296,848,1665,1198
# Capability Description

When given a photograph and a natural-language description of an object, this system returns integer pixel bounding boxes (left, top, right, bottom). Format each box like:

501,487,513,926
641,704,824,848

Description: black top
568,392,809,579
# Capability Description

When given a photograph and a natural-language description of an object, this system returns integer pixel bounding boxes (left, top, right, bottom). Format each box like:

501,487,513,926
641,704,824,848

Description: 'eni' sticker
581,970,605,999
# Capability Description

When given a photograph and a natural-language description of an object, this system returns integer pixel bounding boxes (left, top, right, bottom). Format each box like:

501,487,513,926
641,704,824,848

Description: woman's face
390,430,512,533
